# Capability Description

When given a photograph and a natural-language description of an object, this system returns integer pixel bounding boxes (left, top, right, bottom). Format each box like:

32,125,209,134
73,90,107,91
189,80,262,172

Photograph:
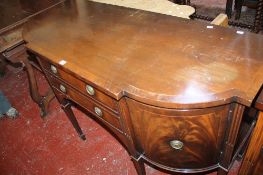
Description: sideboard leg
131,158,145,175
219,104,245,175
217,168,227,175
61,101,86,140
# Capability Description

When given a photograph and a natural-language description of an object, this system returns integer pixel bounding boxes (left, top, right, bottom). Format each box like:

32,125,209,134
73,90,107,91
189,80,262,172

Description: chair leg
226,0,234,18
235,0,244,20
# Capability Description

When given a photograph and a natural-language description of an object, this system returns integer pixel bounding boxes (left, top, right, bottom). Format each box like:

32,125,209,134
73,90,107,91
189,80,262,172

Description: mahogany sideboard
22,0,263,174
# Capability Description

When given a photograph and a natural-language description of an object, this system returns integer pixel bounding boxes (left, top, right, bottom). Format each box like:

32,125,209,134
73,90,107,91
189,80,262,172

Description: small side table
0,21,55,118
0,0,65,117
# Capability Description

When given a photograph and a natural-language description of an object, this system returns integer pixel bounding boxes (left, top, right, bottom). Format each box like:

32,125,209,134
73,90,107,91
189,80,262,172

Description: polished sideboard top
23,0,263,109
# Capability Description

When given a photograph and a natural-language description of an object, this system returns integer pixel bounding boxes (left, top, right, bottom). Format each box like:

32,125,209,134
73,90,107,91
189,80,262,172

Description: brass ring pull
50,65,57,74
170,140,184,150
94,107,102,117
59,84,66,93
86,85,95,96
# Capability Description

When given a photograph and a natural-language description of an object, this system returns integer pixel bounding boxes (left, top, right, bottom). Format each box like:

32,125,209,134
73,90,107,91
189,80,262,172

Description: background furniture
0,0,64,117
226,0,235,17
235,0,263,32
183,0,262,33
23,0,263,174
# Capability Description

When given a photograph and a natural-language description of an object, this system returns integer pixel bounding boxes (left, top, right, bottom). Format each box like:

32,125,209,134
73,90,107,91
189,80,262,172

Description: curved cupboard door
126,98,230,170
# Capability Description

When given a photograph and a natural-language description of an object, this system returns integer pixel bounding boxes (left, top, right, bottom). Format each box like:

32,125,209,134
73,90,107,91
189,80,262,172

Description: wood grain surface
126,98,230,171
23,0,263,109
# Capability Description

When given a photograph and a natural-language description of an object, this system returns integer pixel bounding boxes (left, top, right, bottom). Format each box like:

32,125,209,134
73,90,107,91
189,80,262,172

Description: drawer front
48,74,122,132
39,58,118,113
126,98,230,170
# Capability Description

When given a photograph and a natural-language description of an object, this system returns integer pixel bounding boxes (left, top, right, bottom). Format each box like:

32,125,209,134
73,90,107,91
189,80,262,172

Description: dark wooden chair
235,0,263,32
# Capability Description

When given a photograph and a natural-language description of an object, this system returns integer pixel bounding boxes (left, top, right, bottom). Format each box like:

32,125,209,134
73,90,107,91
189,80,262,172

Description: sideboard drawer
126,98,230,170
48,74,123,132
39,58,119,113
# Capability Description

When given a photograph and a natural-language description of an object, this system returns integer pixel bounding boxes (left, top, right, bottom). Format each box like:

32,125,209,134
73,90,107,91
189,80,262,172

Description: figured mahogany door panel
37,57,119,113
126,98,230,169
47,73,123,132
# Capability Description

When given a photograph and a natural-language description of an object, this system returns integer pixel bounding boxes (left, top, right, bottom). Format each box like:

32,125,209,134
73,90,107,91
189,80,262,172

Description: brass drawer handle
94,107,103,117
170,140,184,150
59,84,67,93
50,65,57,74
86,85,95,96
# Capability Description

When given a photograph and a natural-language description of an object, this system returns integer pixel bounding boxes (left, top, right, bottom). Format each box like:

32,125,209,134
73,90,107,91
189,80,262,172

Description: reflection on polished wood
23,0,263,174
23,0,263,108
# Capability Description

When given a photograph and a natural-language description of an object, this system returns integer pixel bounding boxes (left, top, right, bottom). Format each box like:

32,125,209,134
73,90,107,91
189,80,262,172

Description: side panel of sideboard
239,89,263,175
239,112,263,175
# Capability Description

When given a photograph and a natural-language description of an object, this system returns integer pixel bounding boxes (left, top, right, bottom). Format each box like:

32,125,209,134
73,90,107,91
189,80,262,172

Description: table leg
20,52,55,118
